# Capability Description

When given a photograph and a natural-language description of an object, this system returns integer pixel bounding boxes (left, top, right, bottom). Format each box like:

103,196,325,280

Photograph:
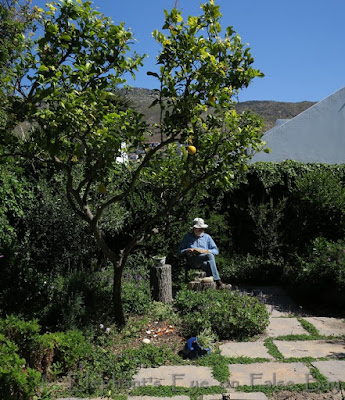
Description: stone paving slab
203,392,268,399
219,342,274,359
266,317,309,337
129,397,190,400
304,317,345,337
228,362,315,387
311,360,345,382
273,340,345,358
132,365,220,387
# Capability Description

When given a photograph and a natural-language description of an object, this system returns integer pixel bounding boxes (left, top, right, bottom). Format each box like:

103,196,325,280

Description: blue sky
32,0,345,103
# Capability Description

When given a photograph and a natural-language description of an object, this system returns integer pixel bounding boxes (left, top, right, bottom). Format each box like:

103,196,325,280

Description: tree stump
150,264,173,303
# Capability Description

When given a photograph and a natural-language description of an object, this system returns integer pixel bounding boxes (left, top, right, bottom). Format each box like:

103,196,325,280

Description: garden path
58,286,345,400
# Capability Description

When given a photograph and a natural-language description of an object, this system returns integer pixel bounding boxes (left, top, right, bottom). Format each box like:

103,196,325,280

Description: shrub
122,260,151,316
0,315,41,364
68,344,180,397
174,288,269,340
0,334,41,400
292,168,345,243
218,253,285,283
52,330,92,375
148,301,181,325
42,266,114,331
294,237,345,290
0,315,92,380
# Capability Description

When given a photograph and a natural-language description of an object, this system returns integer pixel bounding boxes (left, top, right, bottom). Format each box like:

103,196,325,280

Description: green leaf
38,65,49,73
147,71,159,78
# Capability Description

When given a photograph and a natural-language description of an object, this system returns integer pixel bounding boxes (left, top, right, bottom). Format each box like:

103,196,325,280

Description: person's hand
195,248,210,254
186,248,194,254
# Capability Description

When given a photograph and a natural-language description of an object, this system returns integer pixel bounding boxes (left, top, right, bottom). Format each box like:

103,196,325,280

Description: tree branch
95,135,179,221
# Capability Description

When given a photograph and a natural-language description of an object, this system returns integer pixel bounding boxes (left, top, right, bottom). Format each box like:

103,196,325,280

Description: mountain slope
121,88,316,139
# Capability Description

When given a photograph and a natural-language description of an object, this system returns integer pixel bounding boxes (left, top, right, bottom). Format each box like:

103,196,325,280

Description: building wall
251,87,345,164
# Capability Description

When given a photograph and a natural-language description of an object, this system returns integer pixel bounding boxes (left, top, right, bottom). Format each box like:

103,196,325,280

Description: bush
218,253,285,284
0,315,91,380
52,330,92,375
0,315,41,365
294,237,345,290
0,334,41,400
148,301,181,325
42,266,114,331
122,280,151,316
122,259,151,316
292,168,345,243
174,288,269,340
67,344,180,397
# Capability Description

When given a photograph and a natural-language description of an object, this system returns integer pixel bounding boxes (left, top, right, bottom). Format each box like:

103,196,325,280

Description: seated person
178,217,230,289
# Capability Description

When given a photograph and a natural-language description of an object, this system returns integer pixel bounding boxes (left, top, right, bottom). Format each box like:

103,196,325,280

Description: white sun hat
191,217,208,229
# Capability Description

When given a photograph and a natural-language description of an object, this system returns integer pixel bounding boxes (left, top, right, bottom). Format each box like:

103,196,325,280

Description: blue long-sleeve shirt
178,232,219,256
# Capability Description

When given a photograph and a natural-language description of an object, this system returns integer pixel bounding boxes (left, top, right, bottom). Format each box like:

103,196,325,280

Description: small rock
146,330,151,334
142,338,151,344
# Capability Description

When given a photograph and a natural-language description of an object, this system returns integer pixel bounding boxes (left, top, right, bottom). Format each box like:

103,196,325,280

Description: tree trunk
150,264,173,303
112,262,126,326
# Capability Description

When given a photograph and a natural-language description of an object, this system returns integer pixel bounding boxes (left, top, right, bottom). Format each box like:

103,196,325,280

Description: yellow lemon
98,184,106,194
187,145,196,155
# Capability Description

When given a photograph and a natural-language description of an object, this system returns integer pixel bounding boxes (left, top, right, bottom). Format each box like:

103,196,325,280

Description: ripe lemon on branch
98,184,107,194
187,145,196,155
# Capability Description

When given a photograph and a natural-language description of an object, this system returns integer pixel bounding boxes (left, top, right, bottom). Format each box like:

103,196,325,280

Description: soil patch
269,390,345,399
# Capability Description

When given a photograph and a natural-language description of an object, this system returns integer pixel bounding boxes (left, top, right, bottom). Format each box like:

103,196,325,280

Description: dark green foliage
222,161,345,262
0,334,41,400
0,315,40,365
61,343,181,397
217,253,285,284
294,237,345,290
0,164,114,329
121,280,151,316
0,315,91,376
292,168,345,243
174,288,269,340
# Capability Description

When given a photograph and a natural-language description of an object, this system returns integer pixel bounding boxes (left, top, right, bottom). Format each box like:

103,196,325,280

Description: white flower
105,327,111,333
99,324,104,329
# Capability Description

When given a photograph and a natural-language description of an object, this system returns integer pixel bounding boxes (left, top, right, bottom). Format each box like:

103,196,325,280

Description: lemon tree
2,0,265,326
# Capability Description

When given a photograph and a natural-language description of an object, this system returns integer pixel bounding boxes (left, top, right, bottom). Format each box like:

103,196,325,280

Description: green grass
298,317,321,337
195,352,230,383
264,338,284,360
130,384,224,399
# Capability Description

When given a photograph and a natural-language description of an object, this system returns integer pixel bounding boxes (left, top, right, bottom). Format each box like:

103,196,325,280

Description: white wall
251,87,345,164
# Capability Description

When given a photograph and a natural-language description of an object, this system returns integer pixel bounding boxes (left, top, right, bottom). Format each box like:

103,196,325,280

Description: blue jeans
186,253,220,281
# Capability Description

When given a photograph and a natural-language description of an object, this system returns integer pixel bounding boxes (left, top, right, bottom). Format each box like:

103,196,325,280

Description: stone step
303,317,345,336
132,365,220,388
129,397,190,400
219,342,274,359
202,393,268,399
266,317,309,337
311,360,345,382
273,339,345,358
228,362,315,387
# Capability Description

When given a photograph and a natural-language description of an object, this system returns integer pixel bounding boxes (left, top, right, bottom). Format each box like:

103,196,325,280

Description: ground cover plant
0,285,270,399
175,288,269,340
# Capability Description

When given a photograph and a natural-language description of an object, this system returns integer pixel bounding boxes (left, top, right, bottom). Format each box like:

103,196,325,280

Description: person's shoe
216,280,232,290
